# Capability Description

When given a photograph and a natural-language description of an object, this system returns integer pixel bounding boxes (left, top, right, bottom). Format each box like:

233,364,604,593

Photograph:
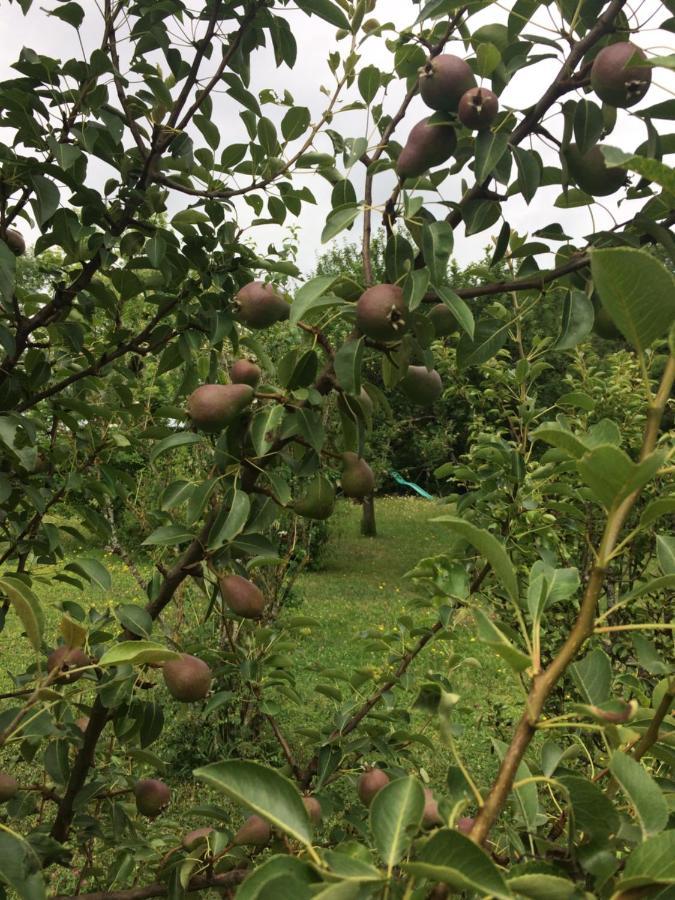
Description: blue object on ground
389,470,434,500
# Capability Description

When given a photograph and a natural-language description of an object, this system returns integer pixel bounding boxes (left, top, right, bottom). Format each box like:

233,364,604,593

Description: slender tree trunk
361,494,377,537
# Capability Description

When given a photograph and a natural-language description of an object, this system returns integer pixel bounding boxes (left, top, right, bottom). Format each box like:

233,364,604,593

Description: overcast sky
1,1,672,275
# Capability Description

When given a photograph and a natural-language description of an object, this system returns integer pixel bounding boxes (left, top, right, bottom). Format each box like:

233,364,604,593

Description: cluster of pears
564,41,651,196
397,53,500,181
354,284,445,404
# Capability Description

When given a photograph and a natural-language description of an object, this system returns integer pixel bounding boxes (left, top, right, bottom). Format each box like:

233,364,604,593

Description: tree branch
51,869,248,900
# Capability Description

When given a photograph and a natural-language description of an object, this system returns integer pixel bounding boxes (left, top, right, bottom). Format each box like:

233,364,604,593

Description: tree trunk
360,494,377,537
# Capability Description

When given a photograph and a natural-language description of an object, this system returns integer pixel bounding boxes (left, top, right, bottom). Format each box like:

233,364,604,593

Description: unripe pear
134,778,170,818
47,646,90,684
399,366,443,406
422,787,443,827
163,654,212,702
356,284,407,342
187,383,254,433
233,814,271,847
419,54,476,112
458,87,499,130
0,772,18,803
591,41,651,108
341,452,375,499
1,227,26,256
396,117,457,180
182,826,213,852
456,816,475,834
220,574,266,619
357,768,390,806
303,795,322,825
429,303,458,337
230,359,262,387
564,144,626,197
294,475,336,520
233,282,289,329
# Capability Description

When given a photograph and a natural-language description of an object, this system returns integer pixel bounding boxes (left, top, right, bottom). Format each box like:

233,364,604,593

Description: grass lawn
1,495,523,884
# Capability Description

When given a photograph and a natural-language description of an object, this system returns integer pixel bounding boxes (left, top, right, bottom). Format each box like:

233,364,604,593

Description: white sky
1,1,673,275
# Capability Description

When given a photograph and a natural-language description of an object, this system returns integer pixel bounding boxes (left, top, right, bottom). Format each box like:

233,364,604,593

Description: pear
233,814,271,847
458,87,499,130
456,816,475,834
0,772,18,803
163,654,212,702
356,284,407,342
47,646,90,684
396,117,457,179
294,475,336,520
134,778,170,817
182,826,213,852
564,144,626,197
419,54,476,112
233,282,289,329
422,787,443,827
591,41,651,108
230,359,262,387
399,366,443,406
303,795,322,825
341,452,375,499
1,227,26,256
75,716,90,733
187,383,254,433
357,767,389,806
220,574,266,619
429,303,458,337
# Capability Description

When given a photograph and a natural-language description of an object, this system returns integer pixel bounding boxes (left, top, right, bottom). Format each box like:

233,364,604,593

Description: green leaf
632,635,670,676
334,337,364,395
48,1,84,28
474,132,509,183
370,776,424,873
557,391,595,411
507,873,578,899
530,423,587,459
171,209,210,227
0,577,44,652
422,221,454,284
640,497,675,529
570,648,612,705
150,432,202,464
576,445,634,509
30,176,60,226
617,831,675,893
602,146,675,194
557,775,620,839
456,317,509,369
434,285,474,338
291,275,338,325
609,751,669,839
0,826,46,900
512,147,541,205
476,42,501,76
573,100,604,155
590,248,675,352
0,241,16,306
65,558,111,591
194,760,312,846
208,491,251,550
526,562,579,622
281,107,311,142
98,641,181,667
404,268,430,312
553,290,594,350
404,829,512,899
295,0,351,30
142,525,195,546
236,857,318,900
322,205,359,243
473,608,531,672
431,517,519,604
656,534,675,575
358,65,381,104
494,740,538,832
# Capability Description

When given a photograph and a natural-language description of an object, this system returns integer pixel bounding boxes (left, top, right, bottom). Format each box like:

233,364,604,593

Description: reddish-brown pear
1,227,26,256
0,772,18,803
356,284,407,342
458,87,499,130
233,282,289,329
163,654,212,702
134,779,170,818
341,452,375,499
357,768,390,806
220,574,266,619
396,117,457,179
419,54,476,112
591,41,651,108
233,814,271,847
187,383,254,433
230,359,262,387
399,366,443,406
47,646,90,684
